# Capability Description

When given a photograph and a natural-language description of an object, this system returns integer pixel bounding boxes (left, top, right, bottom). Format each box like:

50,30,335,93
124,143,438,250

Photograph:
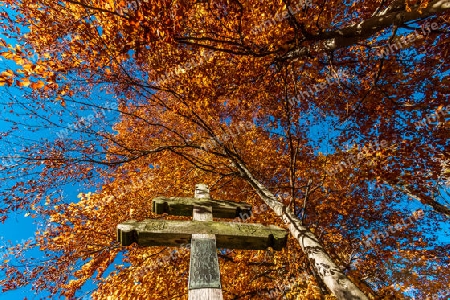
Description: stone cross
117,184,287,299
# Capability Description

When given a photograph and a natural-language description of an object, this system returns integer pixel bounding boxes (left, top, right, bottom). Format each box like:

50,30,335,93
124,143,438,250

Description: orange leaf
1,69,14,77
30,80,45,89
20,78,31,87
0,52,14,60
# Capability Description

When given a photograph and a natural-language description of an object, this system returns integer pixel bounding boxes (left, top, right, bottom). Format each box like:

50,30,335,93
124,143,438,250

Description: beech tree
0,0,449,299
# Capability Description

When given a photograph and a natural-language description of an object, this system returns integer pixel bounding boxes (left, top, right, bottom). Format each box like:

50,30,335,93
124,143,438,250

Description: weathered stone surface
188,239,221,289
152,196,252,219
117,219,287,250
188,183,224,299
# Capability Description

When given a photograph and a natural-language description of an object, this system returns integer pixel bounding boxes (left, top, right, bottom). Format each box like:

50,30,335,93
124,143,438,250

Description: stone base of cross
117,184,287,299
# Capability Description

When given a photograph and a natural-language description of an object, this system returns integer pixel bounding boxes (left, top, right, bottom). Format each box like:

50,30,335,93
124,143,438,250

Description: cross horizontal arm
117,219,287,250
152,197,252,219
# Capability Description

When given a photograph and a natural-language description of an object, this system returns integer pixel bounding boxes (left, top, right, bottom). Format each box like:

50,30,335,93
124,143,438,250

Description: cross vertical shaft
188,184,223,299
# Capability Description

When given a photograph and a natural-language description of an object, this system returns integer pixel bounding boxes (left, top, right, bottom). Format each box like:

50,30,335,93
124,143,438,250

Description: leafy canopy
0,0,449,299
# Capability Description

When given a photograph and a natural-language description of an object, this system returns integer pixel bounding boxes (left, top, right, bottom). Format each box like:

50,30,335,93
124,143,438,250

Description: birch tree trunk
284,0,450,60
232,160,368,300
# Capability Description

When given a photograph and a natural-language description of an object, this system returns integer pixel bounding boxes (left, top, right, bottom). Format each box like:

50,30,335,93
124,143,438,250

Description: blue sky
0,29,115,298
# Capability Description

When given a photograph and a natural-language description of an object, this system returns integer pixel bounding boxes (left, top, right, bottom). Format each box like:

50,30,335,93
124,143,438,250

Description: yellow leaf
1,52,14,60
21,78,31,87
14,56,24,65
1,69,14,77
23,64,33,71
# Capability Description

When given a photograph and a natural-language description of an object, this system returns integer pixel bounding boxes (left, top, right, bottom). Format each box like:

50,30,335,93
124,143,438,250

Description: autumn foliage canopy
0,0,449,299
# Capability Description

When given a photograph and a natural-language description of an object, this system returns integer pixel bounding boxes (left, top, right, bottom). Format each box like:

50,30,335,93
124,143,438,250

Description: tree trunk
232,160,368,300
284,0,450,60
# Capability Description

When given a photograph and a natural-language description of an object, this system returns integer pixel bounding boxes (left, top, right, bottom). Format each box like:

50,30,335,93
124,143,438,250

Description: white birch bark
232,160,368,300
285,0,450,60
